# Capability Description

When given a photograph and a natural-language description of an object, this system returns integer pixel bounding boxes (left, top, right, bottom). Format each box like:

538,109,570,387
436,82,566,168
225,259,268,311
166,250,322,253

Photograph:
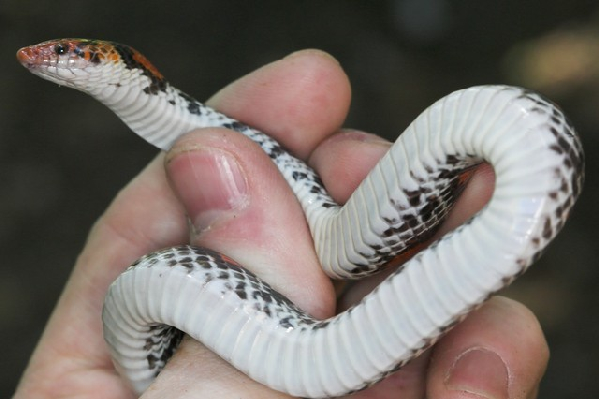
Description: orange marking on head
105,51,120,62
132,50,163,80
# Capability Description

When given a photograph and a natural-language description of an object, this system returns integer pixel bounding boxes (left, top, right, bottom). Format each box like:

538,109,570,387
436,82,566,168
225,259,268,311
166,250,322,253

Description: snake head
17,39,110,88
18,39,166,99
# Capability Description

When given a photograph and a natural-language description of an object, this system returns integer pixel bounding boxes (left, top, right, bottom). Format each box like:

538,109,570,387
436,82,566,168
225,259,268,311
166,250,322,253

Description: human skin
14,50,548,399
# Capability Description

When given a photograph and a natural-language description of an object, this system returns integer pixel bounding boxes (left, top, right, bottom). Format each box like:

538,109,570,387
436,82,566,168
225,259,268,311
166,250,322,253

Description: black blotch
188,102,202,115
350,266,365,274
408,192,422,207
216,262,228,270
199,262,212,270
557,136,570,153
268,146,284,158
382,216,398,224
195,254,212,263
218,271,230,280
176,246,191,255
396,223,410,233
221,120,247,133
113,43,166,94
542,218,553,239
560,177,569,193
555,205,564,219
252,290,272,304
549,144,563,155
420,195,440,221
233,271,245,280
292,171,308,181
89,52,100,64
147,354,158,369
279,317,293,328
179,261,194,272
263,305,272,318
445,154,460,164
382,228,395,237
313,320,330,330
235,282,247,299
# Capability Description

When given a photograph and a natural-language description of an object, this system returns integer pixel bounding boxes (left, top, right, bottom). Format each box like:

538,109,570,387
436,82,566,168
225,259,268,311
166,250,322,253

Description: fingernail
339,129,392,148
446,348,509,399
167,146,249,233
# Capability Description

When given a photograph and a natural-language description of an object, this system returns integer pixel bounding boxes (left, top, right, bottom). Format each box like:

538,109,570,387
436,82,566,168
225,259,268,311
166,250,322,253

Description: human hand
14,50,548,399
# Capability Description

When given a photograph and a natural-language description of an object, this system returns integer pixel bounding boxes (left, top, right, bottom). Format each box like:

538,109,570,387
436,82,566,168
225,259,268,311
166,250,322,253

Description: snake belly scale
17,39,584,398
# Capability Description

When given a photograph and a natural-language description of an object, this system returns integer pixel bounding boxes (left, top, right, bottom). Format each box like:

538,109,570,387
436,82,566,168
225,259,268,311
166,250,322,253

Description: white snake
17,39,584,398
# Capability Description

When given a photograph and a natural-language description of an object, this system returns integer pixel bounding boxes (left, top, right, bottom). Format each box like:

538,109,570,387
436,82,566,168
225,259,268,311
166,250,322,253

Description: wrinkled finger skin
14,50,548,399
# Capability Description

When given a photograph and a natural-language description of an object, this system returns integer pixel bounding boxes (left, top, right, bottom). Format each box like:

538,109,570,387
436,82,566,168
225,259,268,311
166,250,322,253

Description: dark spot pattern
144,326,184,375
29,45,586,393
99,81,583,397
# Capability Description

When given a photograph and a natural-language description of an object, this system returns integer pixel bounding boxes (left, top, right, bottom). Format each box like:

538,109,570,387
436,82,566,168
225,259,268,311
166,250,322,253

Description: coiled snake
17,39,584,398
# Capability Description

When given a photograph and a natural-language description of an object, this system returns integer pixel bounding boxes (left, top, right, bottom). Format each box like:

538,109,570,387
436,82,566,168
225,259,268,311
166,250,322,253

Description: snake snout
16,47,36,68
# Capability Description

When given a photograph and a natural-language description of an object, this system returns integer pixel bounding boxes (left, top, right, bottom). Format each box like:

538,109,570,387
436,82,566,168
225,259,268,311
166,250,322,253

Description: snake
17,39,584,398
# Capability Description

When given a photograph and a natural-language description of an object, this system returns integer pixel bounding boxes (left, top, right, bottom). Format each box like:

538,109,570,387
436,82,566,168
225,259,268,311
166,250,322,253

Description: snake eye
54,44,67,55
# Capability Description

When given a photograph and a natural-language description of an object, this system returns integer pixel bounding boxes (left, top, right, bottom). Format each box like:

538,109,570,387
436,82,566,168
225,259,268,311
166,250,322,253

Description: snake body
17,39,584,398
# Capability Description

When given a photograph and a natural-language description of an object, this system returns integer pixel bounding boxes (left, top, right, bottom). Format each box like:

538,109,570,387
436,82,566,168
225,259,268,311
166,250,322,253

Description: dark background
2,1,598,397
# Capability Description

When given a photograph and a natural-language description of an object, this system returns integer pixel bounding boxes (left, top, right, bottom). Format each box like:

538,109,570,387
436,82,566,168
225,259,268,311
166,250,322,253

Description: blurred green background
1,1,597,396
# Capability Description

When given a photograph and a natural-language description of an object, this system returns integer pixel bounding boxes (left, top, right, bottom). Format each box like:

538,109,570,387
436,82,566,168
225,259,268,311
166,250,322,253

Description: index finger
207,49,351,160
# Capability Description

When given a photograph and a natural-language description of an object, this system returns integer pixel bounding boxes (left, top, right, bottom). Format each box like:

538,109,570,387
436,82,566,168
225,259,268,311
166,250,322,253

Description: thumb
165,128,335,316
141,129,335,398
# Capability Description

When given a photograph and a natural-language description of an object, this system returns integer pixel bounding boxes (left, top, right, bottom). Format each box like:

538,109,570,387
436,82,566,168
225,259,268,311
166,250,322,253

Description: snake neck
91,67,341,244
